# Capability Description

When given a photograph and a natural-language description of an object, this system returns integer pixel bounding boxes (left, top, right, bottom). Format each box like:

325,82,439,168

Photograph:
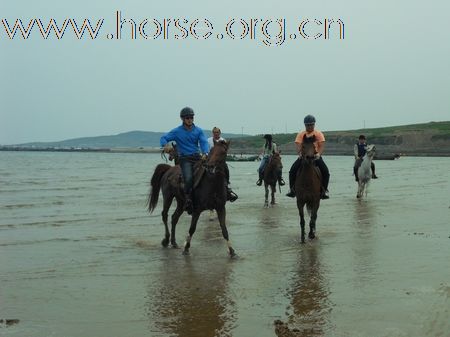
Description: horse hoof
301,236,306,244
171,242,179,249
182,250,190,256
161,238,169,247
309,232,316,240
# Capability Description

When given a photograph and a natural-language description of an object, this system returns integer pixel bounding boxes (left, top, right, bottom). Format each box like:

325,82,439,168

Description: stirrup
320,190,330,200
227,190,238,202
278,178,285,186
286,189,295,198
256,179,262,186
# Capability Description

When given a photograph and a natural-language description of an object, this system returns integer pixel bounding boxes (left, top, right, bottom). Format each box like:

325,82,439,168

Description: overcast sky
1,0,449,144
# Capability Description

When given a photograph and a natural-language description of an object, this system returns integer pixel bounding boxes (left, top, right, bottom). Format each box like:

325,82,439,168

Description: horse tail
148,164,171,213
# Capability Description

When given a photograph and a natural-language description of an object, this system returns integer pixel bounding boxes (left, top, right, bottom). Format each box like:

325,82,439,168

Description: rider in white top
207,127,237,202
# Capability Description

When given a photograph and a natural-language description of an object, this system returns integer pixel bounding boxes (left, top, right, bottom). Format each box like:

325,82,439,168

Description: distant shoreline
1,146,449,157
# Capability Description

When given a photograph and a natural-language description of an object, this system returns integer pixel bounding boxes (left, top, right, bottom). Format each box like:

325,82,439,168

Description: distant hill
12,130,248,149
229,121,450,157
5,121,450,156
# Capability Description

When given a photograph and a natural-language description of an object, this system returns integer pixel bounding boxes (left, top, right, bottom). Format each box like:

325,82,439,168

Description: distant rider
256,134,285,187
353,134,378,181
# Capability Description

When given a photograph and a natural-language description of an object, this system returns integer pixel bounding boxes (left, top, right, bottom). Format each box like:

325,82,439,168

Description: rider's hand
314,153,321,160
201,153,208,161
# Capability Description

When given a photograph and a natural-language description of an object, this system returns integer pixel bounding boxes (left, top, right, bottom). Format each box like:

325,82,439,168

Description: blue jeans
258,156,269,178
180,154,200,195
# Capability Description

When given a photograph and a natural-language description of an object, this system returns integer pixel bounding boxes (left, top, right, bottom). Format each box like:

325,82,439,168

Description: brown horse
262,152,283,208
147,140,237,258
148,145,184,248
295,140,322,243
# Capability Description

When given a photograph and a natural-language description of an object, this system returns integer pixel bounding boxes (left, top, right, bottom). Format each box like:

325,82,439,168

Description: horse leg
357,181,362,198
297,200,306,243
216,207,237,258
169,196,184,248
182,211,201,255
264,183,269,208
308,204,318,240
161,196,173,247
270,183,276,205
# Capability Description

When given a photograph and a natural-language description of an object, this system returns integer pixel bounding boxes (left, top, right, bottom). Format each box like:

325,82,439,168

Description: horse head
207,139,229,173
301,135,316,164
365,144,376,158
269,152,283,170
168,143,179,165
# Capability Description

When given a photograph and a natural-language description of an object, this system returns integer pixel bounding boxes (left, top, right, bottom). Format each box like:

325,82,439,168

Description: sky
1,0,449,144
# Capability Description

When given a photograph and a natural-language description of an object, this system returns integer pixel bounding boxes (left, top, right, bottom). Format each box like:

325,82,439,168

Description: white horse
357,144,376,198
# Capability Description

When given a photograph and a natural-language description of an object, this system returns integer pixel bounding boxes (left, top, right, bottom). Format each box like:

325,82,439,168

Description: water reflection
352,200,377,285
146,254,236,337
281,244,331,336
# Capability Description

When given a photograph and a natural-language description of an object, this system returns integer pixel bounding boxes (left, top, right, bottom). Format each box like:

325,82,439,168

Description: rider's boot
372,169,378,179
256,173,263,186
320,187,330,200
286,180,296,198
354,166,359,181
226,186,238,202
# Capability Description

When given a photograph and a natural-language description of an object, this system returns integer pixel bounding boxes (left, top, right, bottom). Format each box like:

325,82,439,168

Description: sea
1,151,449,337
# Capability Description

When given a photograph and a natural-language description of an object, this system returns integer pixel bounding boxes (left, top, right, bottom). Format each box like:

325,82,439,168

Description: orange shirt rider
294,130,326,156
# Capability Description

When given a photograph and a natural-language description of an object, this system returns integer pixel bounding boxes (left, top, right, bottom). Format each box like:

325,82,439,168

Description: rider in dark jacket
353,135,378,181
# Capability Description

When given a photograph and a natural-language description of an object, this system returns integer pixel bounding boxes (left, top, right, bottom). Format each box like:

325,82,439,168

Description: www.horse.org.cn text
1,11,345,46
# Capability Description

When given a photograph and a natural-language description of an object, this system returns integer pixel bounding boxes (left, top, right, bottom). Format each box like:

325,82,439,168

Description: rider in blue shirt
160,107,208,214
160,107,237,214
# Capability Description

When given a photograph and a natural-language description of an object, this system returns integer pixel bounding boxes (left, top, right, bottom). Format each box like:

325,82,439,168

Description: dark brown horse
262,152,283,208
147,140,237,258
148,145,184,248
295,140,322,243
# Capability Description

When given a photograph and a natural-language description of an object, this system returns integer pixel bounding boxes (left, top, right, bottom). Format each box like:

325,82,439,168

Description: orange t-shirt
295,130,325,153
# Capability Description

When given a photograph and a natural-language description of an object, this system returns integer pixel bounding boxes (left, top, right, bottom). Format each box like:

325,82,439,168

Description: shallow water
1,152,449,337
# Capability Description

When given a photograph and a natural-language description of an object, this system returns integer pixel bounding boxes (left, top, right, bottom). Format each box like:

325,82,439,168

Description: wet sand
1,152,449,336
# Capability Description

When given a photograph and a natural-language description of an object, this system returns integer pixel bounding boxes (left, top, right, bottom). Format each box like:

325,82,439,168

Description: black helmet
180,107,194,118
263,134,272,141
359,135,366,140
303,114,316,125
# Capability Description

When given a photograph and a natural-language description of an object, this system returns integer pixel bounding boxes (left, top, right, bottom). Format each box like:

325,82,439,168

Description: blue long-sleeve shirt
160,124,209,156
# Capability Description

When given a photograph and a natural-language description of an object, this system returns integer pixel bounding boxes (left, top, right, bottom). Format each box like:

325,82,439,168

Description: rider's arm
353,144,359,158
317,141,325,155
160,127,178,147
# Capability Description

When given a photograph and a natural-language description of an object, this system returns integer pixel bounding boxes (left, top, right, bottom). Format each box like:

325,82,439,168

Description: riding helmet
263,134,272,141
304,115,316,125
180,107,195,118
359,135,366,140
